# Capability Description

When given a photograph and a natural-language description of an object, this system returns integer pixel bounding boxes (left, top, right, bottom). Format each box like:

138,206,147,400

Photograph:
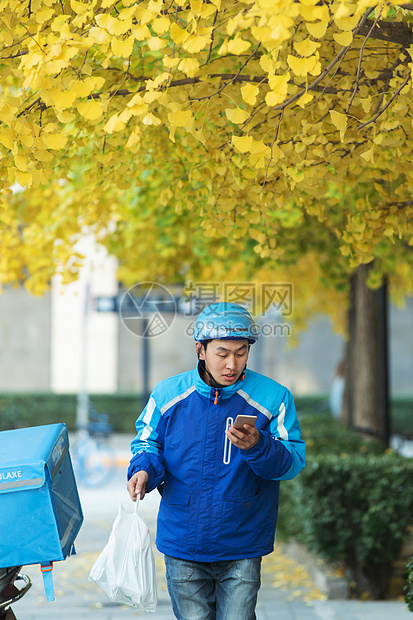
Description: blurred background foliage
0,392,412,436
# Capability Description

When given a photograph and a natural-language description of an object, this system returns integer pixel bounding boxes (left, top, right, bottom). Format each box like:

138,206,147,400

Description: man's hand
226,424,259,451
127,470,149,502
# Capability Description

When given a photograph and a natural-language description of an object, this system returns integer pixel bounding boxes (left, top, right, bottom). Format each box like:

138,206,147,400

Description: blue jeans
164,555,261,620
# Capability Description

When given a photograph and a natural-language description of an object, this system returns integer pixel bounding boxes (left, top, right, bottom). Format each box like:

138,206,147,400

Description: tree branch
356,20,413,46
346,9,383,113
190,42,262,102
357,72,411,129
262,110,284,188
266,7,376,113
205,9,219,65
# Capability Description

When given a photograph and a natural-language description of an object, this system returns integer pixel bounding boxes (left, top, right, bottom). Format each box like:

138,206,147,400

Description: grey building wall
117,300,413,397
0,288,51,390
389,298,413,395
0,287,411,396
116,312,345,396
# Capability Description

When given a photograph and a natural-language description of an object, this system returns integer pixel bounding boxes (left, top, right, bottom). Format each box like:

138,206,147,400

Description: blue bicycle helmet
194,302,258,344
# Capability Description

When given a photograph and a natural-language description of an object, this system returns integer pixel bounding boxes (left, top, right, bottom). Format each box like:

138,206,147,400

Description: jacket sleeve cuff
128,453,165,493
241,430,265,455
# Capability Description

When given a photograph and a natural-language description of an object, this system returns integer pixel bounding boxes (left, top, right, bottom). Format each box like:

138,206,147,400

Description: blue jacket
128,364,306,561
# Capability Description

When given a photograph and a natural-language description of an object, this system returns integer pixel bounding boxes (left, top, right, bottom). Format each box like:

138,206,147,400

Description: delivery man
127,302,306,620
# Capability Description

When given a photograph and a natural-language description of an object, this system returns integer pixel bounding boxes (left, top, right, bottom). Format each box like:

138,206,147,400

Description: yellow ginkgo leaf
14,155,27,172
265,91,285,106
0,132,13,150
270,23,293,43
33,150,53,162
148,37,167,51
266,73,289,106
250,140,270,155
334,15,359,31
260,54,276,74
55,110,76,123
163,56,180,69
183,34,210,54
49,89,77,110
88,27,112,45
14,120,31,136
148,0,162,13
126,129,141,148
241,83,259,106
45,59,71,75
225,107,249,124
201,3,216,18
36,8,54,23
103,114,126,133
152,16,170,35
330,110,347,141
170,23,188,45
119,109,132,123
142,113,162,126
297,92,314,108
168,110,193,127
71,0,88,15
178,58,200,78
132,25,151,41
127,93,145,108
232,135,253,153
227,36,251,55
20,134,33,148
360,97,372,113
95,13,131,36
268,73,290,93
111,35,134,58
42,133,68,149
51,15,70,32
306,20,328,38
70,80,92,99
333,31,353,46
15,171,32,187
287,54,318,77
293,37,320,57
361,145,375,163
190,0,202,14
77,100,103,120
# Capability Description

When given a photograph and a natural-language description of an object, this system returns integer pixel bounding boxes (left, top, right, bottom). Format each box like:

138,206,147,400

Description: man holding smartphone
127,302,306,620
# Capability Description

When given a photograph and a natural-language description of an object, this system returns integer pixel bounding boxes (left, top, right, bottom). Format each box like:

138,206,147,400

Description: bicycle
71,410,116,488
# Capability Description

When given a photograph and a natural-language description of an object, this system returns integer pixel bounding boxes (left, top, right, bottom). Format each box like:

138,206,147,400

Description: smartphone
232,414,258,429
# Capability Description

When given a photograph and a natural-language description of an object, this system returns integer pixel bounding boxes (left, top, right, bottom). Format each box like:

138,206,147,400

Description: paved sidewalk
11,434,411,620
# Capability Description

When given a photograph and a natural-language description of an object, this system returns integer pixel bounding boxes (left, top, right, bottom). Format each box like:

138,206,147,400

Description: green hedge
0,392,145,434
0,392,411,436
294,395,413,437
405,557,413,612
301,453,413,599
278,413,413,599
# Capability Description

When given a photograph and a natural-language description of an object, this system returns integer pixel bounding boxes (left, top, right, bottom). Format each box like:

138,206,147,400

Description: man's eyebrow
216,344,248,352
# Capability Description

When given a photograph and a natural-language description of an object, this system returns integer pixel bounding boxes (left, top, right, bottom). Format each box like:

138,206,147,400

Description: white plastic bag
88,499,157,612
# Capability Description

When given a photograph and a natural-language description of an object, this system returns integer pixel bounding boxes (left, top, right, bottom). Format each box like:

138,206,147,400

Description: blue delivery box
0,423,83,599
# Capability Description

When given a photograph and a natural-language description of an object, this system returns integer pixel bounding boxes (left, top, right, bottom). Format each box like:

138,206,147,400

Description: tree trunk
343,263,390,445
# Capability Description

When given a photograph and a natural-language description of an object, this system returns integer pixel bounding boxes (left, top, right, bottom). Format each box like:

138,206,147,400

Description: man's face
196,339,250,386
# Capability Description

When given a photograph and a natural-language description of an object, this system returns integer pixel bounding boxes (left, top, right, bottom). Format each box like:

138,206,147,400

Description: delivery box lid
0,423,68,493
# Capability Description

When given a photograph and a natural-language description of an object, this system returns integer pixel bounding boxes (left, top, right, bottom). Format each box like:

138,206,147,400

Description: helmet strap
198,359,224,388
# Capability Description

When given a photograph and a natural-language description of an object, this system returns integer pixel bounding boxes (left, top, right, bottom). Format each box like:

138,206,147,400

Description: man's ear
195,341,205,360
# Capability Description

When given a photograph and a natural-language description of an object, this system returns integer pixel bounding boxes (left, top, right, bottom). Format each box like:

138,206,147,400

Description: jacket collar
193,362,245,400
